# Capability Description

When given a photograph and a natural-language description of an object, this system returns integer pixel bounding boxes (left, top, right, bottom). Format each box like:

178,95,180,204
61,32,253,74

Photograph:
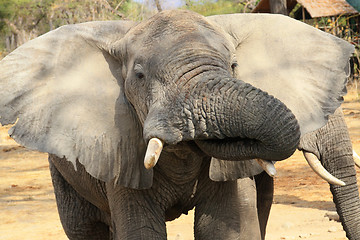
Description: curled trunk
144,73,300,161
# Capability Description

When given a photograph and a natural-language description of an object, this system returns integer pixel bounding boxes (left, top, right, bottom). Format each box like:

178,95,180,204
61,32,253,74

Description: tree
154,0,162,11
0,0,153,57
183,0,257,16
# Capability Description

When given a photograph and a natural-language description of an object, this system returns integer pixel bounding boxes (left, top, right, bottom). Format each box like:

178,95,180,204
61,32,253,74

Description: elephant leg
194,179,249,240
237,177,262,240
106,184,167,240
254,171,274,240
49,160,110,240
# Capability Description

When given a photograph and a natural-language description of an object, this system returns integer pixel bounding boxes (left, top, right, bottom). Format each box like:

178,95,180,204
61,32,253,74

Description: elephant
236,107,360,240
0,10,354,239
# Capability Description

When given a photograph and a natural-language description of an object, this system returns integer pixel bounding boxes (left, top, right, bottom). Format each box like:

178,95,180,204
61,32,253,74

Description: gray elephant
0,10,354,239
235,107,360,240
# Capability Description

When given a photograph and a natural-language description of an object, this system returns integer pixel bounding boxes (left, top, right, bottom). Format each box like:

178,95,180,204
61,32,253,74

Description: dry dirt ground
0,88,359,240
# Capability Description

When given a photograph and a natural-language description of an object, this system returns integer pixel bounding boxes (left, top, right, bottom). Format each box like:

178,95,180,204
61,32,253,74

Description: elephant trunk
144,74,300,161
194,77,300,161
320,110,360,240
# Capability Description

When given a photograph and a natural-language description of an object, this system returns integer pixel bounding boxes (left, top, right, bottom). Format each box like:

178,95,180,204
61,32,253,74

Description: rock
325,211,340,222
280,236,295,240
299,233,311,238
281,221,294,229
328,226,338,233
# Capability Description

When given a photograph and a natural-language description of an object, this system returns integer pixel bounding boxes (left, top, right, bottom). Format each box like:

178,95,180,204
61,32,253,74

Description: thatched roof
252,0,358,17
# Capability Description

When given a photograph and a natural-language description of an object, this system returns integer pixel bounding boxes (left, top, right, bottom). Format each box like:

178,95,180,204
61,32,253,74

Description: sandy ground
0,88,359,240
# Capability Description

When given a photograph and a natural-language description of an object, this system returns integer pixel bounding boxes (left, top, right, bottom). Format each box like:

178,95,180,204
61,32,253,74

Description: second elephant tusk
303,151,346,186
144,138,164,169
353,150,360,168
256,159,277,177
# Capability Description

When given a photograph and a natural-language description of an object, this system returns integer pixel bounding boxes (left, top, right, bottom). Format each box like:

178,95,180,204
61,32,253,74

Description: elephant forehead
128,10,223,46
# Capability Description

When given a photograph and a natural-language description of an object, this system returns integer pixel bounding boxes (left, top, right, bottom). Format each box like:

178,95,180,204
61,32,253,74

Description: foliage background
0,0,264,57
0,0,358,84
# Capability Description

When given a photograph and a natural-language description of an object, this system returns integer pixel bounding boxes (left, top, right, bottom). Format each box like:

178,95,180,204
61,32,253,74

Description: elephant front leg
194,179,260,240
238,177,262,240
49,159,111,240
106,184,167,240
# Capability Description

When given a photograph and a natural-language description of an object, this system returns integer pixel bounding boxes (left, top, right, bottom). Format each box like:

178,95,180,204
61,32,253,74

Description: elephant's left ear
0,21,154,189
207,14,354,135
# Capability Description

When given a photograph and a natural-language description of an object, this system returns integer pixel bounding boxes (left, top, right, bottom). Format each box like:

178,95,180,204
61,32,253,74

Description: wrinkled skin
0,10,354,239
50,145,247,239
238,108,360,240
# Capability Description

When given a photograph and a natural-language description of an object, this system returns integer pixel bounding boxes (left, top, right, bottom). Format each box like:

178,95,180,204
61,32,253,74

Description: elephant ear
209,158,263,181
206,14,354,181
0,21,153,189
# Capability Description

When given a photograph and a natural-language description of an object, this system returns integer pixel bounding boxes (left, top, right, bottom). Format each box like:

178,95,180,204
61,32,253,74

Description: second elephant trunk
144,75,300,161
321,110,360,240
300,108,360,240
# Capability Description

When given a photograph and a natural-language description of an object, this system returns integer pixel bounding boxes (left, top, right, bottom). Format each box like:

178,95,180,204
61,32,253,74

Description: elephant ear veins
0,20,154,189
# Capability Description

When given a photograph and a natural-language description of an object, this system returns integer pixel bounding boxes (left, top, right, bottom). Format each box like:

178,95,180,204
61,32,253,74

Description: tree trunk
269,0,288,15
154,0,162,12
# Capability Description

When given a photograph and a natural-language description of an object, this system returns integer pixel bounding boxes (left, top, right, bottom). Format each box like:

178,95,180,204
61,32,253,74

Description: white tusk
353,150,360,168
144,138,164,169
303,151,346,186
256,159,277,177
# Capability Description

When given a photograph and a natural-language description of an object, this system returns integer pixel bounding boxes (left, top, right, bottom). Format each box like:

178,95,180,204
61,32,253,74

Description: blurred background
0,0,359,86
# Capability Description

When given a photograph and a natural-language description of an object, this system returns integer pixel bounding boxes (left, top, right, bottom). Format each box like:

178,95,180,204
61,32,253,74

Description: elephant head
0,10,353,191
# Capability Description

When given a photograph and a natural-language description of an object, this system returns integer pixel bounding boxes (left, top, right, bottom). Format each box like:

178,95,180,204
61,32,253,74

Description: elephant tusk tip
256,159,277,177
353,150,360,168
144,154,156,169
303,151,346,186
144,138,164,170
337,180,346,186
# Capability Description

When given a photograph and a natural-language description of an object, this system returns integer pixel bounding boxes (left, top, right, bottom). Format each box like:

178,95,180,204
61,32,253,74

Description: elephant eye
231,62,238,70
134,64,145,80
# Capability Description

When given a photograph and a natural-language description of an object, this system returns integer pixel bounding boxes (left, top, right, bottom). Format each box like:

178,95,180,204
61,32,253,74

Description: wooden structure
253,0,360,85
252,0,358,18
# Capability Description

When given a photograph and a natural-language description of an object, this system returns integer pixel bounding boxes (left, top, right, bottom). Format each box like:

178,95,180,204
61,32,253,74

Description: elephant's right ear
206,13,354,182
207,13,354,136
0,21,153,189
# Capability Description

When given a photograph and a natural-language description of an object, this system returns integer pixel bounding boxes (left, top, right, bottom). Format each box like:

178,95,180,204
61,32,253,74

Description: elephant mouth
142,137,347,188
143,136,264,169
162,137,257,160
194,137,260,160
143,136,278,177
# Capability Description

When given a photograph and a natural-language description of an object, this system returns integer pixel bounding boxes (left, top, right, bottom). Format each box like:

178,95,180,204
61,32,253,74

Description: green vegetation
182,0,256,16
0,0,153,56
0,0,259,57
0,0,358,81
